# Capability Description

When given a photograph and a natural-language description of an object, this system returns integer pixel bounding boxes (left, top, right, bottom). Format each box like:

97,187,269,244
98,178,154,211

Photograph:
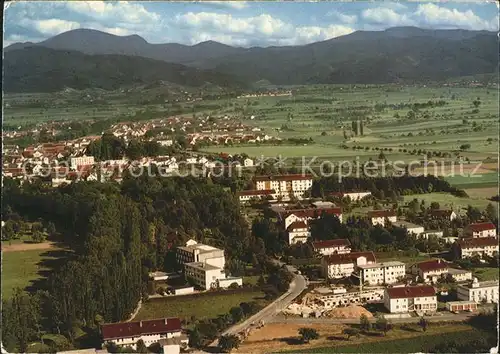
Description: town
2,2,499,354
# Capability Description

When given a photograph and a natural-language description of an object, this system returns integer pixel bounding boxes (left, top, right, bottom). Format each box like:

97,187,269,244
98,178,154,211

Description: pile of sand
325,304,373,319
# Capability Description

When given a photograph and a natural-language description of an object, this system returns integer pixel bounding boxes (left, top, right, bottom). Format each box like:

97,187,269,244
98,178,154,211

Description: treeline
1,174,254,352
312,175,467,199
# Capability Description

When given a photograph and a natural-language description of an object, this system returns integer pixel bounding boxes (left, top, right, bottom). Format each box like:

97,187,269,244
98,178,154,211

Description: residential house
384,285,437,314
321,251,376,279
329,191,372,201
410,259,449,283
463,222,497,238
368,210,397,227
430,209,458,221
457,279,499,303
243,158,254,167
358,261,406,286
453,237,499,259
312,239,351,256
101,318,187,350
286,221,310,244
392,221,425,237
237,189,276,203
279,207,343,229
70,155,95,170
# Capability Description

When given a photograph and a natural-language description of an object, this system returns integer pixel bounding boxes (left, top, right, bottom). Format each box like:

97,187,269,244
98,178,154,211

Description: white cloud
65,1,160,24
29,19,81,35
362,7,415,26
206,1,248,10
290,25,354,45
326,11,358,24
414,3,498,30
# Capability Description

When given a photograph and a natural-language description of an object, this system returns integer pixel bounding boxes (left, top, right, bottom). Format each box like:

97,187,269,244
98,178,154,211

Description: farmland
402,192,496,212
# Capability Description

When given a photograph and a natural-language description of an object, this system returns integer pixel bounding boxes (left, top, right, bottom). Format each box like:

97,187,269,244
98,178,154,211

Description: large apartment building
384,286,437,314
322,251,376,279
358,261,406,286
312,239,351,256
368,210,397,227
454,237,499,259
457,279,499,303
254,174,313,200
463,222,497,238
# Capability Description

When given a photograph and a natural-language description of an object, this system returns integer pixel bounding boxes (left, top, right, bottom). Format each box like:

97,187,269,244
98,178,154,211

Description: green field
474,267,499,281
445,172,498,188
285,327,492,353
403,192,495,212
135,290,266,321
2,248,59,298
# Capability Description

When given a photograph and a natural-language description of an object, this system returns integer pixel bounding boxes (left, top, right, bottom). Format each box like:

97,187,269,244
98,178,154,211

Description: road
210,263,307,348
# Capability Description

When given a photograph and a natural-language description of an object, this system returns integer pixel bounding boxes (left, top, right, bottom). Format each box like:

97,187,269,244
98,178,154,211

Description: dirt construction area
1,241,55,253
325,305,374,319
234,323,346,354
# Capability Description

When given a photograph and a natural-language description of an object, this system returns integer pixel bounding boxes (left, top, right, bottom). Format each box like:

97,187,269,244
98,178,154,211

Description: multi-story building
392,221,425,237
312,239,351,256
368,210,397,227
384,286,437,314
286,221,310,244
70,155,95,169
176,240,241,290
322,251,376,279
358,261,406,286
410,259,449,283
457,279,499,303
447,268,473,282
236,189,276,203
101,318,187,350
454,237,499,259
279,207,343,229
254,174,313,200
463,222,497,238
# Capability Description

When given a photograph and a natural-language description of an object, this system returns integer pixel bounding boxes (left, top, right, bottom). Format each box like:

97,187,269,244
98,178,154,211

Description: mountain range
4,27,499,92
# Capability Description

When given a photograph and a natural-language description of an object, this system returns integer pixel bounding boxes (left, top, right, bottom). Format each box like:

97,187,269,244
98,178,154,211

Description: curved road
211,263,307,347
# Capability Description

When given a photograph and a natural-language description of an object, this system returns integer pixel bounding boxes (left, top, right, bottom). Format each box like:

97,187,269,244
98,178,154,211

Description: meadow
402,192,495,212
135,289,267,321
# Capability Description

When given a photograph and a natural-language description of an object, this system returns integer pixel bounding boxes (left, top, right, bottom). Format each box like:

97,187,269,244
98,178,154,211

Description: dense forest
1,174,254,352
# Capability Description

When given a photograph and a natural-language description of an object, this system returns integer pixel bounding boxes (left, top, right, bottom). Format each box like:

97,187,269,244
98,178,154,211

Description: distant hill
4,27,498,87
3,47,247,93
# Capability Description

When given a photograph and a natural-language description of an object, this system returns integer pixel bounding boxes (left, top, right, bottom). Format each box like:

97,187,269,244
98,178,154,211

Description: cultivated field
402,192,496,212
135,289,267,321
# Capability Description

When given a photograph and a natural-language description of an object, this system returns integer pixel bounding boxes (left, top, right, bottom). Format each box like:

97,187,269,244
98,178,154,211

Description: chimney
139,321,143,327
164,318,168,325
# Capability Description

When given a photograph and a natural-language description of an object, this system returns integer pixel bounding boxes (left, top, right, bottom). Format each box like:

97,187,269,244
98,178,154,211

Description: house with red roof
321,251,376,279
384,285,437,314
368,210,397,227
454,237,499,259
430,209,458,221
464,222,497,238
312,239,351,256
101,318,186,350
254,174,314,200
236,189,276,203
410,259,449,283
286,220,310,244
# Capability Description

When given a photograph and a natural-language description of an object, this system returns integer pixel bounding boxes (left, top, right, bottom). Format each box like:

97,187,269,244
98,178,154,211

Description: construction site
282,285,384,319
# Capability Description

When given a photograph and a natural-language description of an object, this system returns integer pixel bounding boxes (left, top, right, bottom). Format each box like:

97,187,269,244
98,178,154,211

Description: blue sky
3,1,499,47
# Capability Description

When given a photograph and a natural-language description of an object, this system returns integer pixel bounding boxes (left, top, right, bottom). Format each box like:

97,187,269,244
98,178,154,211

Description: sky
3,1,499,48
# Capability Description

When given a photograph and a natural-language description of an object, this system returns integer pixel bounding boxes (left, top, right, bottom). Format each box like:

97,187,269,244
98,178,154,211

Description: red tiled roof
313,239,351,249
282,208,342,219
368,210,396,218
430,210,454,217
237,189,275,196
386,286,436,299
254,174,314,182
287,221,308,231
102,318,182,340
414,259,448,272
458,237,498,248
323,251,376,265
467,222,496,232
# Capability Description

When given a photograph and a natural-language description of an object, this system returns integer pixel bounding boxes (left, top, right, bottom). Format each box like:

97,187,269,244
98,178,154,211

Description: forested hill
3,46,248,93
5,27,498,86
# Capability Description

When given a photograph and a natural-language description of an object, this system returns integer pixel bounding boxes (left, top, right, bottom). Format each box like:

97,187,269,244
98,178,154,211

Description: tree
375,316,392,335
342,328,359,340
418,317,428,332
218,334,240,353
485,203,497,221
32,231,46,243
459,143,471,151
359,314,371,331
298,328,319,343
189,328,202,348
472,98,481,108
136,339,148,353
46,222,57,237
229,306,244,323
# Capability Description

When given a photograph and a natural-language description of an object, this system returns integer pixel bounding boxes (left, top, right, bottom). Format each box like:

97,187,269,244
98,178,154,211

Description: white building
101,318,187,350
237,189,276,203
430,209,458,221
368,210,397,227
280,208,343,229
358,261,406,286
384,286,437,314
312,239,351,256
464,222,497,238
243,158,254,167
286,221,310,244
322,251,376,279
457,279,499,303
454,237,499,259
330,191,372,201
447,268,473,283
420,230,444,240
254,174,313,200
176,240,242,290
70,155,95,169
392,221,425,237
410,259,449,283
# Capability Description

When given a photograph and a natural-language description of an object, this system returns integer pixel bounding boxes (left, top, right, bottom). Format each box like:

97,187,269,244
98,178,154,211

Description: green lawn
402,192,493,212
473,267,499,281
135,290,266,321
284,327,493,353
445,172,498,189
